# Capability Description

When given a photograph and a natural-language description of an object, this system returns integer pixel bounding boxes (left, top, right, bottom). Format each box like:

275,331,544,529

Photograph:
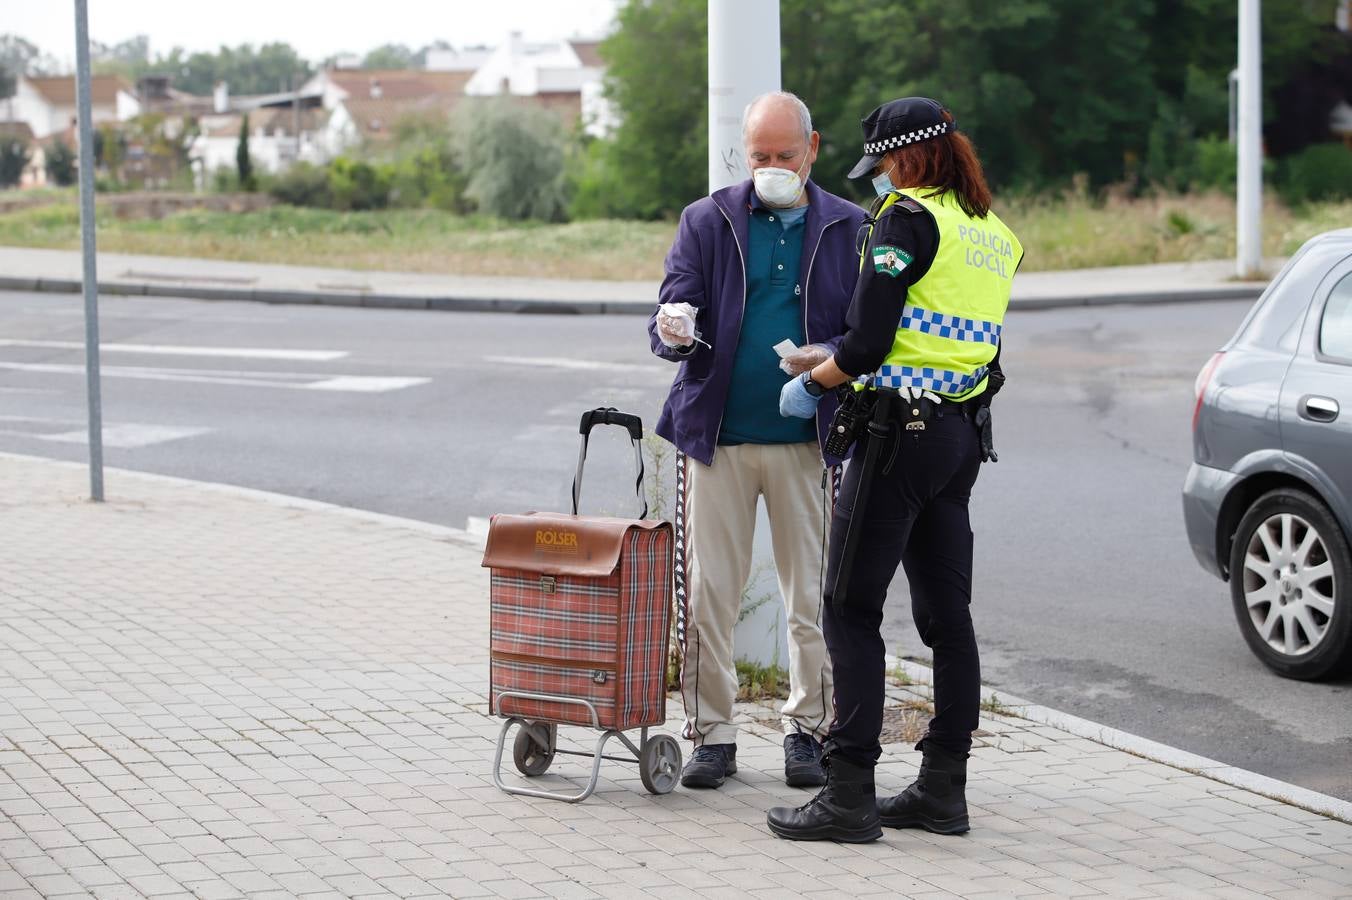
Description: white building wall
116,90,141,122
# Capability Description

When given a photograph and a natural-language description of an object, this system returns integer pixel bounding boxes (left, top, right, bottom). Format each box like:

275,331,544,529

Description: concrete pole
1236,0,1263,278
707,0,781,193
73,0,104,501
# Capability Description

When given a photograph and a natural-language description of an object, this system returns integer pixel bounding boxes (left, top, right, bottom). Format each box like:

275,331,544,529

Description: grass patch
980,693,1012,716
0,192,1347,279
735,660,790,701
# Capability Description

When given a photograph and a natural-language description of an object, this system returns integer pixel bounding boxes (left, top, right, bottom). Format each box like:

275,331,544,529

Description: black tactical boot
783,724,827,788
766,756,882,843
878,742,970,834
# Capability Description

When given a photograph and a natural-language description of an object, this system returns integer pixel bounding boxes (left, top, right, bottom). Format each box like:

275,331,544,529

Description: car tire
1229,488,1352,680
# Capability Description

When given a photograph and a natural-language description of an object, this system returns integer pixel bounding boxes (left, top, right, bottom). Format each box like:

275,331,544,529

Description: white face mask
871,160,897,198
752,153,810,208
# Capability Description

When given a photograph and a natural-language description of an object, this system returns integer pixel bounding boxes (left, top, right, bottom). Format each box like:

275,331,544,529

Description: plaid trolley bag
482,408,680,803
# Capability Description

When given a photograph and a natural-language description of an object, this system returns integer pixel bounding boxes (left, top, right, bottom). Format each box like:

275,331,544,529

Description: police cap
846,97,957,179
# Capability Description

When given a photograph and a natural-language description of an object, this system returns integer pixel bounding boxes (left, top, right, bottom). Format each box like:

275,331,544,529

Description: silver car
1184,228,1352,680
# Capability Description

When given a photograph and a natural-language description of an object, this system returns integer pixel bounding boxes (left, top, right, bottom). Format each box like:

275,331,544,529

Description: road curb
0,275,1265,315
886,655,1352,825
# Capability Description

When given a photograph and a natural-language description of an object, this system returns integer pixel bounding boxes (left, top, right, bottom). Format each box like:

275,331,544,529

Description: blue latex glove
779,373,821,419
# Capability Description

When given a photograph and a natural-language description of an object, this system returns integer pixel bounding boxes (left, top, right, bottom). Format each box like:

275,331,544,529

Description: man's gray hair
742,91,813,144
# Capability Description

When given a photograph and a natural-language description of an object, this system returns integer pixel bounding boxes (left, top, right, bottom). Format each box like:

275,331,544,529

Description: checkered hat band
870,364,989,396
864,121,950,154
899,303,1002,345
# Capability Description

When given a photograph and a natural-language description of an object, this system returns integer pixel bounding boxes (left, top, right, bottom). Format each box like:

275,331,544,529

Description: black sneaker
680,743,737,789
784,726,827,788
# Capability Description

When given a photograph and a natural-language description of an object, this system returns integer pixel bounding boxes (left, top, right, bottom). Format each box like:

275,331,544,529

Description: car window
1236,242,1349,354
1321,270,1352,362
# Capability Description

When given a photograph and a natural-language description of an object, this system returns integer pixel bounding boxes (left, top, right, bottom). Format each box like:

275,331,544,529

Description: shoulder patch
895,197,925,214
872,244,913,278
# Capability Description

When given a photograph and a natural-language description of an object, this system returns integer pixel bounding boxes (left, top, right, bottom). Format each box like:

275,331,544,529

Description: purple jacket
647,178,867,467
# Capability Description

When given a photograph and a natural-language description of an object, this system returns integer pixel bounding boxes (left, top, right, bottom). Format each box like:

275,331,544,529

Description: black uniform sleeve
833,201,939,377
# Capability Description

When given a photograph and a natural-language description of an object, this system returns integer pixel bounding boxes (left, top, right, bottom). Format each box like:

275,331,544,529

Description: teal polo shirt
718,198,816,446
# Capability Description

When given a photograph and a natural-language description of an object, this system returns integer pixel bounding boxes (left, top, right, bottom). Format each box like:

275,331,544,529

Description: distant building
3,74,140,139
191,106,333,180
464,33,612,136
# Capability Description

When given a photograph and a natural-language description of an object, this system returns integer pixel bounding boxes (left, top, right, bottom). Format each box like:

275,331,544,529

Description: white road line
0,339,347,361
0,361,429,393
0,418,212,449
482,355,663,375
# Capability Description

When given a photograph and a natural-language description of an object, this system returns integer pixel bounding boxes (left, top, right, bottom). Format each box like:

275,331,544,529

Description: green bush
387,145,468,212
0,137,29,188
1190,136,1236,193
1278,143,1352,205
451,98,570,221
44,139,77,187
326,157,391,211
268,162,333,208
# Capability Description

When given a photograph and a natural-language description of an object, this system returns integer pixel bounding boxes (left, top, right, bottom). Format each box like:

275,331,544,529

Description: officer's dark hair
885,111,992,219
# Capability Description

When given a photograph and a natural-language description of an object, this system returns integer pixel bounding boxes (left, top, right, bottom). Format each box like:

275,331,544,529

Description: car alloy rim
1242,513,1337,657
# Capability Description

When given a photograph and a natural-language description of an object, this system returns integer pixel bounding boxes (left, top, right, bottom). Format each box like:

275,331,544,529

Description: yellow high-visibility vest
860,188,1023,401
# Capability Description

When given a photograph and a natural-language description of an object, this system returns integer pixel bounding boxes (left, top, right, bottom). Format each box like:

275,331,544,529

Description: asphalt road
2,289,1349,802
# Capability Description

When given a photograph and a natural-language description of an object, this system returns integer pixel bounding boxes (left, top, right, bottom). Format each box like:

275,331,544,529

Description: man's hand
974,405,997,463
779,374,820,419
656,302,699,349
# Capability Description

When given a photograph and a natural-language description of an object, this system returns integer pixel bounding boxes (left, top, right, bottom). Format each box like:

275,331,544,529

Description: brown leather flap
480,512,671,577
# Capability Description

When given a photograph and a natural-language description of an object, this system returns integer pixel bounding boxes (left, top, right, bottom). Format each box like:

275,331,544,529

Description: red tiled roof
25,75,132,107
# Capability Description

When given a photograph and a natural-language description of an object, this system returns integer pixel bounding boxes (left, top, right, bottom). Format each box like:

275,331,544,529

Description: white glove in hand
657,302,699,348
902,386,942,404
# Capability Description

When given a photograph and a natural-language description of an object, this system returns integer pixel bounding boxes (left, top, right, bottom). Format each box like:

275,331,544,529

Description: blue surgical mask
871,163,896,198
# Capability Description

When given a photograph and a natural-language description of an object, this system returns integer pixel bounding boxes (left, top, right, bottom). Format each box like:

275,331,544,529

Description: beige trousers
675,442,836,747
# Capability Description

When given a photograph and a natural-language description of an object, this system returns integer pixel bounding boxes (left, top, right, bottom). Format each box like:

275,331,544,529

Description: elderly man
648,92,867,790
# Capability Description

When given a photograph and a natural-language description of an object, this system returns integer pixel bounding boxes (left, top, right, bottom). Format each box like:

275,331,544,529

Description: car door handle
1301,395,1339,423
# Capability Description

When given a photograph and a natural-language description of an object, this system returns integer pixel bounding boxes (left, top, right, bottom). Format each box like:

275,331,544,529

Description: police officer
766,97,1023,843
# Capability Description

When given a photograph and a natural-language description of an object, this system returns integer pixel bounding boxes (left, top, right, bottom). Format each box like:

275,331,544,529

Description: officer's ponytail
889,111,993,219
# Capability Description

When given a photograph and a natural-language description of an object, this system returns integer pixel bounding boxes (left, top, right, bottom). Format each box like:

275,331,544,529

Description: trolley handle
571,407,648,519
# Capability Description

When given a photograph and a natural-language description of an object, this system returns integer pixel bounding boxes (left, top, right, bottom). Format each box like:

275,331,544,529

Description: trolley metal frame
491,691,680,803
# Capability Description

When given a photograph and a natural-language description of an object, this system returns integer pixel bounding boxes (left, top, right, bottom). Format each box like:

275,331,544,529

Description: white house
189,106,332,183
3,74,140,140
464,33,612,136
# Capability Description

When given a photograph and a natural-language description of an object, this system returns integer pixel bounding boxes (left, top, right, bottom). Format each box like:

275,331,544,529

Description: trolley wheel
512,722,555,776
639,734,681,795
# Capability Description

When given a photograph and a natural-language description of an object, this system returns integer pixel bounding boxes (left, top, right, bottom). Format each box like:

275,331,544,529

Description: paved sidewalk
3,453,1351,899
0,246,1277,315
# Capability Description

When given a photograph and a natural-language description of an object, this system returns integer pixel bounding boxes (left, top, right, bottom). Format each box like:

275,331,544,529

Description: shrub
387,145,469,212
326,156,390,211
0,136,29,188
451,98,570,220
1278,143,1352,205
43,139,77,187
1190,136,1236,193
268,162,333,208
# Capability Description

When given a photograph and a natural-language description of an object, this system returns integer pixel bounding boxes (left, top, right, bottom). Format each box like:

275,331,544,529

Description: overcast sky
7,1,622,67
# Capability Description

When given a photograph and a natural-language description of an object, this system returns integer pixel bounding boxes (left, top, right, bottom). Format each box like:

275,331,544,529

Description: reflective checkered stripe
871,364,990,395
864,121,951,153
488,526,673,731
900,303,1001,346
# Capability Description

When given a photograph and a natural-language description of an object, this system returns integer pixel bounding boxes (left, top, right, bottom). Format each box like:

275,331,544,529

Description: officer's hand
779,374,820,419
975,406,997,463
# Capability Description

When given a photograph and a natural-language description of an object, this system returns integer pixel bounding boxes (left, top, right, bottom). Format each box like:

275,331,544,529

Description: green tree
44,138,77,186
236,113,254,190
0,134,29,188
362,44,415,69
452,98,571,220
156,43,312,96
593,0,708,218
0,34,56,78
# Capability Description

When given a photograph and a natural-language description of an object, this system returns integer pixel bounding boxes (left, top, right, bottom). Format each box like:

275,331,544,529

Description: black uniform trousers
822,405,983,768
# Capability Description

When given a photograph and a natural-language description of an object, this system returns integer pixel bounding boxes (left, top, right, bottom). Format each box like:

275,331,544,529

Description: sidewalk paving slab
0,246,1277,316
1,452,1350,899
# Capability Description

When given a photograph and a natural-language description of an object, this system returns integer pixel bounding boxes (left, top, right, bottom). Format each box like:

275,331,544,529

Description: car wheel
1229,488,1352,680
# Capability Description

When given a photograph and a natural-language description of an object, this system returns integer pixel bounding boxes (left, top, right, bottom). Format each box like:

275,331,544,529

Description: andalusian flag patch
873,244,913,277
